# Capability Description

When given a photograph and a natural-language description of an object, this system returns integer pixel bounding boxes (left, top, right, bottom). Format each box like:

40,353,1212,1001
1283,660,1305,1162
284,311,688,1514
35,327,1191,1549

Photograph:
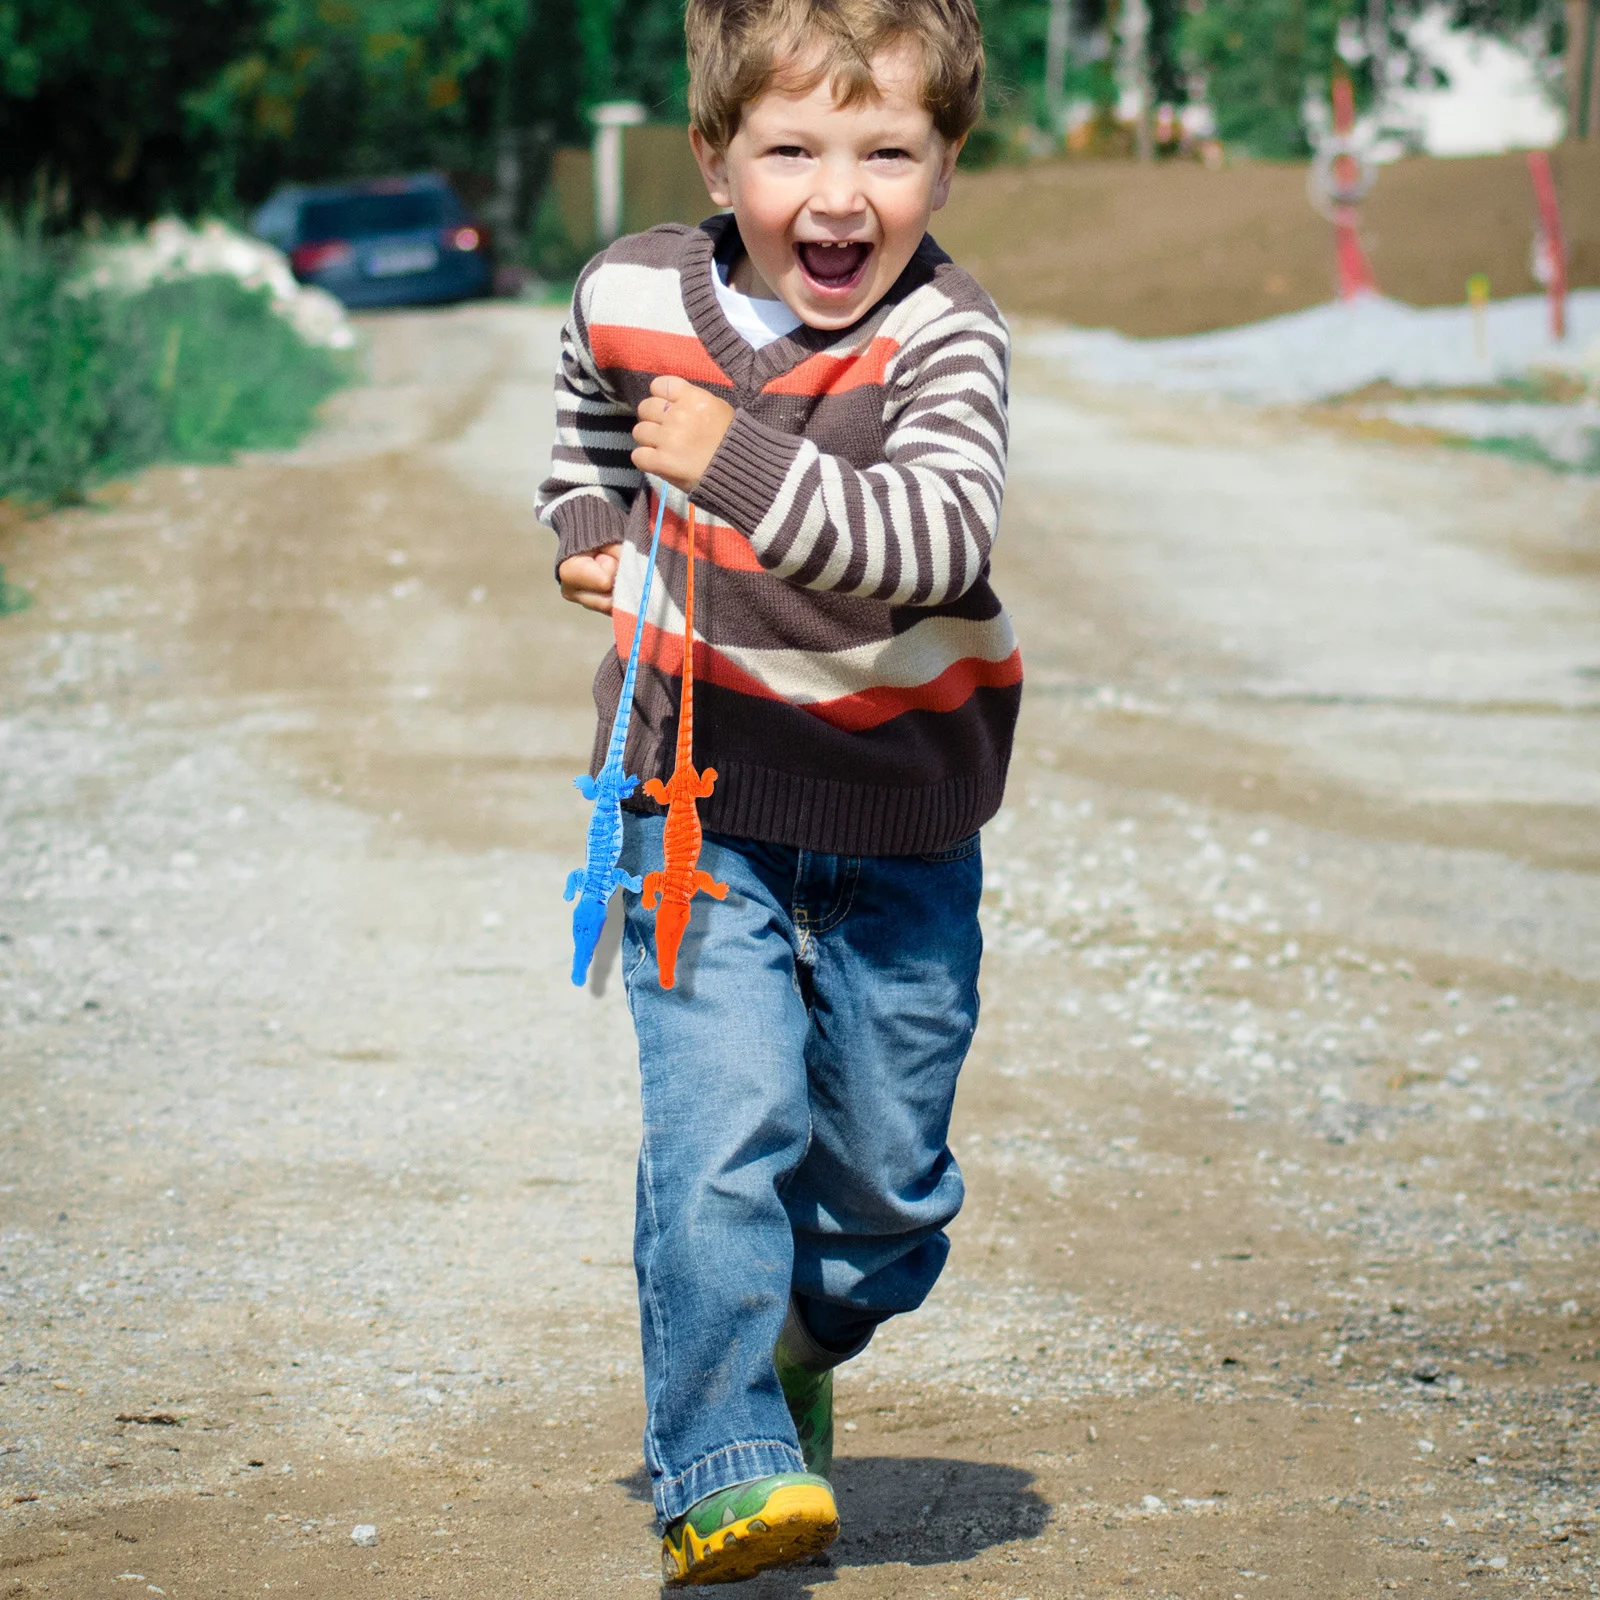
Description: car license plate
367,245,437,278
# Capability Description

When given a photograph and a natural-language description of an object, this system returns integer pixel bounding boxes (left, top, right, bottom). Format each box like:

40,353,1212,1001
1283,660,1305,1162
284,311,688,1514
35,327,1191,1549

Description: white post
591,101,647,242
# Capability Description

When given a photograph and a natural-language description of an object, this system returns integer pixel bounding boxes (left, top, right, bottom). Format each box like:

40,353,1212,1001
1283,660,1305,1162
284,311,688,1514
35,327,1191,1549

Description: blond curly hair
685,0,985,150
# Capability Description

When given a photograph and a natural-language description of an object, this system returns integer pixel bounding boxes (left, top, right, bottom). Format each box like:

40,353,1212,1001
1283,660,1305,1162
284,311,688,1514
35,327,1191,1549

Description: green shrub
956,126,1009,171
526,184,595,288
1182,0,1346,161
0,225,119,505
0,565,32,614
109,274,349,465
0,219,349,507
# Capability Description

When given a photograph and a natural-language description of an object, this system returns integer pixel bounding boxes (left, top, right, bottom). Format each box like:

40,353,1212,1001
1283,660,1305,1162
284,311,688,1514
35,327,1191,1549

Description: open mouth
795,240,872,295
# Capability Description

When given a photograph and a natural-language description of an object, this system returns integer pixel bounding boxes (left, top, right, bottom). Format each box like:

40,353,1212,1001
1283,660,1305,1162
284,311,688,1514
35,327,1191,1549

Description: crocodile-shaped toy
564,487,666,985
641,502,727,989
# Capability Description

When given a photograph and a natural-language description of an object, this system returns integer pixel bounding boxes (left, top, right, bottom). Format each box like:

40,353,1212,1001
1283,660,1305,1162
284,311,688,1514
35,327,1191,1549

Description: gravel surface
2,303,1597,1598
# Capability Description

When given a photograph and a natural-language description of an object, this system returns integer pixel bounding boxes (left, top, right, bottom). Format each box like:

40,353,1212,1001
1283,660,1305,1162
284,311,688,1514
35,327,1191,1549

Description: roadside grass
0,563,30,614
0,218,350,509
1315,376,1600,476
1458,432,1600,475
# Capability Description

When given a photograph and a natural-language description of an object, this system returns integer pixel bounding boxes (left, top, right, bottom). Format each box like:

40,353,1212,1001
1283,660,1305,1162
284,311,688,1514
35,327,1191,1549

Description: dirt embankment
935,145,1600,336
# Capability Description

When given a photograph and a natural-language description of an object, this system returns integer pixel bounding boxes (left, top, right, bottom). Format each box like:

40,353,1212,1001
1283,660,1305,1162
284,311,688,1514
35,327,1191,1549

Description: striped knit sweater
536,214,1022,856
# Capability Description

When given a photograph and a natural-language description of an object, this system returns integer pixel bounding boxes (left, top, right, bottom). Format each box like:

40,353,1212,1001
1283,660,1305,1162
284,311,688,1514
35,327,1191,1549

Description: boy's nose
808,158,868,221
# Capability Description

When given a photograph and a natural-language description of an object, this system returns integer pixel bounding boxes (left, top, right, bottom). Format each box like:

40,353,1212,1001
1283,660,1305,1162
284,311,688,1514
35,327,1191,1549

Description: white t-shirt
713,258,804,350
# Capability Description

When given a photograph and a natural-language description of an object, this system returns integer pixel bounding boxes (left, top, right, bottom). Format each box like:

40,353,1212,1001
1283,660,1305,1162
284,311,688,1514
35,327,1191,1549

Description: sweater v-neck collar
680,216,857,394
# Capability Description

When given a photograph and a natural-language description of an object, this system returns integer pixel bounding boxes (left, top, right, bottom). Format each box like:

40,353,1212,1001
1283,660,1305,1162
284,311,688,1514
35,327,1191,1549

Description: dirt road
3,304,1598,1600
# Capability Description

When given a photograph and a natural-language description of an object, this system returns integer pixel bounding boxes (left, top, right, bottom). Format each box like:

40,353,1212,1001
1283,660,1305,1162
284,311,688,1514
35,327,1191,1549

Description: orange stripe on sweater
609,614,1023,734
760,336,898,397
589,326,732,388
658,506,764,573
803,651,1024,731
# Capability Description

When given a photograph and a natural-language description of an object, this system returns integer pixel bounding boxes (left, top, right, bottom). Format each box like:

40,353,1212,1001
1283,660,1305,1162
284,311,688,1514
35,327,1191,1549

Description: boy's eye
766,145,810,159
869,148,912,162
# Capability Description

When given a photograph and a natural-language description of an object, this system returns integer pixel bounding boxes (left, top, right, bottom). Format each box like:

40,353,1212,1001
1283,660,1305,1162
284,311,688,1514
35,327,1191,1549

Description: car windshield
299,191,447,241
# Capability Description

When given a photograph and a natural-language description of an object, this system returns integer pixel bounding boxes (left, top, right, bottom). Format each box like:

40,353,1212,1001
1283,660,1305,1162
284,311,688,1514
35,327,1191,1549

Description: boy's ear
689,127,733,209
929,133,964,213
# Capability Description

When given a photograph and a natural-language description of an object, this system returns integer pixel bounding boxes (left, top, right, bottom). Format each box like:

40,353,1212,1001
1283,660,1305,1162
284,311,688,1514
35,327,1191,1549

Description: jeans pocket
620,922,652,998
918,832,981,865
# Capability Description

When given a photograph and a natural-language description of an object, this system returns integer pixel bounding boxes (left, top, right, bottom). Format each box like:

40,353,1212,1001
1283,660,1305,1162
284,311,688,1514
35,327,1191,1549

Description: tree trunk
1367,0,1388,108
1119,0,1154,161
1571,0,1598,139
1046,0,1073,135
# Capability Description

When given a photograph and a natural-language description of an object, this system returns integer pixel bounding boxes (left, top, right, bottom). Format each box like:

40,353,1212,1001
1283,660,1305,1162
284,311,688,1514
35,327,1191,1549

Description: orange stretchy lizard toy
641,503,727,988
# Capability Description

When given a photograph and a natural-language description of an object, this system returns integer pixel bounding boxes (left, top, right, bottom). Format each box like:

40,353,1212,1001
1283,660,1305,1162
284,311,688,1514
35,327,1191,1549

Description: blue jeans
616,815,983,1523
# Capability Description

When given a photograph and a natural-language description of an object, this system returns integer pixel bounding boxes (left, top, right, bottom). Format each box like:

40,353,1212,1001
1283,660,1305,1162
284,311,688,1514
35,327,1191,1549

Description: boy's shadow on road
618,1455,1050,1590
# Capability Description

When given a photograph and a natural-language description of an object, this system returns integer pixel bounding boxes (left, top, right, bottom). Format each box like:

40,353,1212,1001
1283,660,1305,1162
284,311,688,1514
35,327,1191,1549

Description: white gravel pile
1023,290,1600,405
82,218,355,351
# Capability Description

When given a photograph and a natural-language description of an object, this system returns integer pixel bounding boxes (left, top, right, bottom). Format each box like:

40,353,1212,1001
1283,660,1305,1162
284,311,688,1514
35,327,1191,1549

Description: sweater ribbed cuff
693,411,804,542
551,497,627,576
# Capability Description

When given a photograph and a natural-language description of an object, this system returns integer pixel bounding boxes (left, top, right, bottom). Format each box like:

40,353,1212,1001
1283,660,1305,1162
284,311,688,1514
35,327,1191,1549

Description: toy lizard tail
640,503,728,989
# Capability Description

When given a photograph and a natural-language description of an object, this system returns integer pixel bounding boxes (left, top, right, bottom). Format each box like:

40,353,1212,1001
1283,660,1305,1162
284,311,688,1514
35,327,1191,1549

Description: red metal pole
1527,150,1568,342
1331,75,1378,300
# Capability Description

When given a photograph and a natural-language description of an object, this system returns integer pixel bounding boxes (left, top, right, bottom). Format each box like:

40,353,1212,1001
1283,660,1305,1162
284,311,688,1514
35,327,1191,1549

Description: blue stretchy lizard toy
564,487,667,986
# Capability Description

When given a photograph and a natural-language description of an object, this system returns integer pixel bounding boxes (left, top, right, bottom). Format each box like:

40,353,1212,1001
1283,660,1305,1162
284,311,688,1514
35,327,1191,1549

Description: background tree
0,0,690,223
970,0,1184,143
0,0,266,219
194,0,534,205
1184,0,1568,161
1182,0,1347,158
0,0,1573,226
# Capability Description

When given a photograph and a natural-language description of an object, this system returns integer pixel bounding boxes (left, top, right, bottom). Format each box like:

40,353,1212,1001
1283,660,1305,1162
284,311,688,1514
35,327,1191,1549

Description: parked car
251,174,493,309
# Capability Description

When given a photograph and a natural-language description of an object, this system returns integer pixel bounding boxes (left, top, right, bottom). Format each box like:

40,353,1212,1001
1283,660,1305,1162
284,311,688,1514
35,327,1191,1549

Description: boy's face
691,41,962,331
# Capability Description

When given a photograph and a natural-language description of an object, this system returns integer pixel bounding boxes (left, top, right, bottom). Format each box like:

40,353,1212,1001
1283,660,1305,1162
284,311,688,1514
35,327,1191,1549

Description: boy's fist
631,376,734,493
558,543,621,614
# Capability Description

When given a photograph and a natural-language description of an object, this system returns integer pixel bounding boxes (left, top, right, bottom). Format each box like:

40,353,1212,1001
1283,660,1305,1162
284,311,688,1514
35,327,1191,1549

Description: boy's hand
631,376,735,492
558,543,621,614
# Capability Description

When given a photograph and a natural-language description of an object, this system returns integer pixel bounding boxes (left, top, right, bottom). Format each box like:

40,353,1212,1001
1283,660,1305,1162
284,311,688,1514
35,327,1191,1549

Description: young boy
536,0,1019,1583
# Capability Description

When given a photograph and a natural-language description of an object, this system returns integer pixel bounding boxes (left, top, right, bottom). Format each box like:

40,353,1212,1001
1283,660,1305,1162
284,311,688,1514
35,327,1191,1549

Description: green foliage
1184,0,1349,159
0,223,120,503
525,183,593,282
1461,431,1600,475
191,0,695,207
973,0,1186,150
0,0,1573,226
975,0,1051,123
193,0,532,202
0,219,346,507
0,565,30,614
1444,0,1567,54
1184,0,1566,163
0,0,265,219
113,275,349,460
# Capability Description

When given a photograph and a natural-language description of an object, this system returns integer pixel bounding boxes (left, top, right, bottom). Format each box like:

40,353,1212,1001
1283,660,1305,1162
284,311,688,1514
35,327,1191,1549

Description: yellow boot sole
662,1480,839,1586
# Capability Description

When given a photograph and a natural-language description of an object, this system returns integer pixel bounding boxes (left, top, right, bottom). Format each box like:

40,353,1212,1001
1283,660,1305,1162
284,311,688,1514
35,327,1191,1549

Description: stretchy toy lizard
564,487,666,986
641,503,727,989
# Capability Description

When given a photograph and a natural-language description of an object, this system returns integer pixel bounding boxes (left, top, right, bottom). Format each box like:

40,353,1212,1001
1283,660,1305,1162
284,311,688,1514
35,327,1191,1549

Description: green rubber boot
773,1299,867,1479
776,1347,834,1479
